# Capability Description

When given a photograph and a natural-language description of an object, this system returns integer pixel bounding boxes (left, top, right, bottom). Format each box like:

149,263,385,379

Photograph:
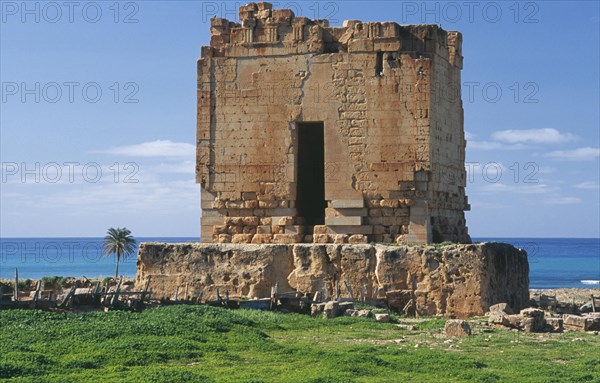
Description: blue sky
1,1,598,238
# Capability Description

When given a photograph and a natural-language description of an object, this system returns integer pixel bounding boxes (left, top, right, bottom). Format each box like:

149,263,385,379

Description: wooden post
14,268,19,302
270,283,279,310
59,286,76,308
140,276,152,304
32,280,42,307
592,295,597,313
402,299,414,316
344,280,354,301
216,287,221,304
312,291,321,303
184,283,189,301
174,286,179,302
360,282,367,303
111,276,123,306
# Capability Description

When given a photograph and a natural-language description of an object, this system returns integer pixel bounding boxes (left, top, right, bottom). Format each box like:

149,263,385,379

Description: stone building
196,2,471,244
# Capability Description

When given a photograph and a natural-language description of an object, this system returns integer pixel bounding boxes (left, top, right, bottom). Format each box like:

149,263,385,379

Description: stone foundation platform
136,242,529,318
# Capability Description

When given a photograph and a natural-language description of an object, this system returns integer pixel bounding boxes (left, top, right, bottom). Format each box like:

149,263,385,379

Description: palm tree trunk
114,251,120,280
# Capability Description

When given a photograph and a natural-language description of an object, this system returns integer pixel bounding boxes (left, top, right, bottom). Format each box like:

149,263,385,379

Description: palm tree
102,227,137,280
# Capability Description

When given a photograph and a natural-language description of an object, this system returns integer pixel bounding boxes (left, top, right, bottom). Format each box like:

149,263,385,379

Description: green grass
1,306,599,382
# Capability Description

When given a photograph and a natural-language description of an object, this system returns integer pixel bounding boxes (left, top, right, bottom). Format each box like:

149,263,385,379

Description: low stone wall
136,242,529,317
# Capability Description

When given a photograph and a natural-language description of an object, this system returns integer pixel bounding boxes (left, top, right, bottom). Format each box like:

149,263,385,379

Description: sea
0,237,598,289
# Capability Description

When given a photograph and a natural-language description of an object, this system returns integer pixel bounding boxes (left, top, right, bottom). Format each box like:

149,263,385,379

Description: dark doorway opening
297,122,326,226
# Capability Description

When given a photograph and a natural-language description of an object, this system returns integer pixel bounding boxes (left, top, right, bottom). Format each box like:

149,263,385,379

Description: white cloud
149,161,195,175
469,201,509,209
95,140,195,158
492,128,576,145
545,147,600,161
543,197,582,205
11,179,199,215
480,183,557,194
467,140,525,151
575,182,600,190
538,166,557,174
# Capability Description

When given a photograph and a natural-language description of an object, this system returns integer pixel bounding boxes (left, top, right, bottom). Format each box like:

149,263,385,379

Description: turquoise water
0,238,196,280
0,237,598,289
475,237,599,289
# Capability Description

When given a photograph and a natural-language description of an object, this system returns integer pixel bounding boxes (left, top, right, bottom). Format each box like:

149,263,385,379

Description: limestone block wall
136,242,529,317
196,2,470,244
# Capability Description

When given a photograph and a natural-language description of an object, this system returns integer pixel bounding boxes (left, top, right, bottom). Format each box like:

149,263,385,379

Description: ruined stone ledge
136,242,529,318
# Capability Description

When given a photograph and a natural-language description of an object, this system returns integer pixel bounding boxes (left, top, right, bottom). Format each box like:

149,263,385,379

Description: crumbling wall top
203,1,462,65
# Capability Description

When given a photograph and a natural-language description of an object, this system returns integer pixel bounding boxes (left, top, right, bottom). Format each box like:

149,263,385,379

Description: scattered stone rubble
486,303,600,333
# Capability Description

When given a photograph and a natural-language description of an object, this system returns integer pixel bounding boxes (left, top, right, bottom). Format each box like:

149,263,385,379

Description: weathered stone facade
136,242,529,317
196,2,470,244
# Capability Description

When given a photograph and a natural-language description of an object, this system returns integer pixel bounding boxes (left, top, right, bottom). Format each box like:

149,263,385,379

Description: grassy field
1,306,599,383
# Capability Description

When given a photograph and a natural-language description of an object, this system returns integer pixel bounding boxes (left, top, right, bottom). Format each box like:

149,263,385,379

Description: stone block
444,320,471,337
488,303,514,314
268,208,297,216
273,216,294,226
545,318,563,332
256,2,273,11
232,234,253,243
272,9,294,23
202,216,225,226
217,234,231,243
313,225,328,234
488,312,509,327
311,303,325,317
325,216,362,226
242,226,257,235
273,234,301,244
520,308,546,332
242,192,257,200
259,200,279,209
242,217,260,226
356,309,371,318
331,200,365,208
212,225,228,235
325,208,367,217
585,315,600,331
323,301,340,319
563,314,600,331
313,234,330,243
327,225,373,235
284,225,304,235
251,234,273,244
257,225,272,234
348,234,368,244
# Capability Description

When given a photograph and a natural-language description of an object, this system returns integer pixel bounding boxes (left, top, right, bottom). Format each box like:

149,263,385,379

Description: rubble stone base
136,242,529,318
